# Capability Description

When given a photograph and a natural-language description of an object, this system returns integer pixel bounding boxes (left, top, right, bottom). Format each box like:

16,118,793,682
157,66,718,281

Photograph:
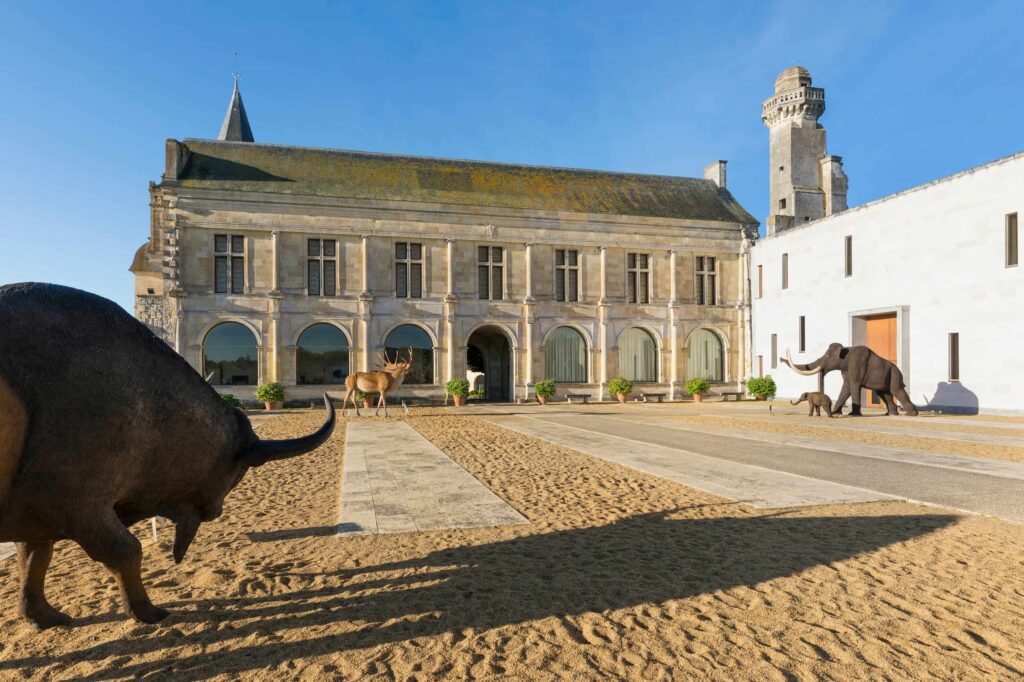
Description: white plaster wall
751,153,1024,414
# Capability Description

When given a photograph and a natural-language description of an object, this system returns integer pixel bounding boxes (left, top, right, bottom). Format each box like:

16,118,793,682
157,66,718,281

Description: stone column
358,235,372,372
270,230,281,294
521,243,535,400
359,235,370,299
598,246,608,401
668,249,679,400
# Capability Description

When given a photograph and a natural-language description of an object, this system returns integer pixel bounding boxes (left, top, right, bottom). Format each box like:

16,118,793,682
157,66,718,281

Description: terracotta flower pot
453,395,466,407
616,393,628,404
362,398,374,408
693,394,703,403
264,401,282,411
537,395,548,405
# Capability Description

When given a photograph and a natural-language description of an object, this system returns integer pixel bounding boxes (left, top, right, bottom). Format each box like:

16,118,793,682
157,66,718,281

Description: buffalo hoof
22,602,72,631
131,605,170,624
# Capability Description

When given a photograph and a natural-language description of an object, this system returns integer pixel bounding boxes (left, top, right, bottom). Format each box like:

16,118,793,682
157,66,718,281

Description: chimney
703,160,727,188
163,139,190,182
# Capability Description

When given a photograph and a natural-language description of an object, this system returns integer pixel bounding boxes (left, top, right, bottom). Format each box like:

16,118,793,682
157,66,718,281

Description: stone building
131,81,759,402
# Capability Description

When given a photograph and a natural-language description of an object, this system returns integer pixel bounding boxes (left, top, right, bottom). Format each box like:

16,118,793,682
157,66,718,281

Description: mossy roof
170,139,757,225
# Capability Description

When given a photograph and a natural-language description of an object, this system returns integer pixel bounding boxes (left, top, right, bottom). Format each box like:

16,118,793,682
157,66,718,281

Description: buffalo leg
15,541,70,629
73,511,168,623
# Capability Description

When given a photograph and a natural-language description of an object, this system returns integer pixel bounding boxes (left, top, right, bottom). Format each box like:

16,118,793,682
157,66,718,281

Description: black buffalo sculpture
782,343,918,417
0,283,335,629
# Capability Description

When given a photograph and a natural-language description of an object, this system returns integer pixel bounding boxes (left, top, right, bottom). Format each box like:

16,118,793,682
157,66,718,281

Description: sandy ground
1,409,1024,680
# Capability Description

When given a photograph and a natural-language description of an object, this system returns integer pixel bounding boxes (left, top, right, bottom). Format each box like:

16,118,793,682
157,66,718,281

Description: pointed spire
218,75,254,142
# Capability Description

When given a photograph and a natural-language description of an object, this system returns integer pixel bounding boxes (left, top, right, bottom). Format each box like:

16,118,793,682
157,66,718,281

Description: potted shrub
446,379,470,406
608,377,633,404
255,382,285,411
686,378,711,403
534,379,556,405
746,375,777,401
220,393,242,409
354,389,374,409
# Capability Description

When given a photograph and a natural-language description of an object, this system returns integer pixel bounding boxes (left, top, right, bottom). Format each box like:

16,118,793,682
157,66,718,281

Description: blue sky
1,1,1021,312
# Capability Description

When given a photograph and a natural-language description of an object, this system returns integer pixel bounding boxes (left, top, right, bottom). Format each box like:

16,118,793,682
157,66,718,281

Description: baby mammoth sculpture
791,392,833,417
0,283,336,629
782,343,918,417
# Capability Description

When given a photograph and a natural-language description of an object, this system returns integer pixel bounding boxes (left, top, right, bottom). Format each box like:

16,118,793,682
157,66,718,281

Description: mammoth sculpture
791,392,833,418
0,283,336,629
782,343,918,417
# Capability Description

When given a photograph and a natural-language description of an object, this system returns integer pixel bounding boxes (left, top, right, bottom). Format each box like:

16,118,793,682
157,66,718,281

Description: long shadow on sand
4,510,957,680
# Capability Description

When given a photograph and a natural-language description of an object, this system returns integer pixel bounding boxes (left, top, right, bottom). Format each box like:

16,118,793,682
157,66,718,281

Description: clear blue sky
1,1,1021,312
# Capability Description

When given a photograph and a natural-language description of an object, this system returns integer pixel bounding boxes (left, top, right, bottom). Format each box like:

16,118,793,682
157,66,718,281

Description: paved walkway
338,421,526,535
489,417,893,509
514,414,1024,522
732,415,1024,447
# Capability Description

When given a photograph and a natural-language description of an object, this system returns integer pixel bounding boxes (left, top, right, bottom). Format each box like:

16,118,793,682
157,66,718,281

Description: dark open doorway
466,326,512,402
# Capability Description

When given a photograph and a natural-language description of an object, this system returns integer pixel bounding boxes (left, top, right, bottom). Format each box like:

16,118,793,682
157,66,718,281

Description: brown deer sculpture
342,348,414,417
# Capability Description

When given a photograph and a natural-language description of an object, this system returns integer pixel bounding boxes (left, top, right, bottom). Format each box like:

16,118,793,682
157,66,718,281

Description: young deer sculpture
343,347,414,417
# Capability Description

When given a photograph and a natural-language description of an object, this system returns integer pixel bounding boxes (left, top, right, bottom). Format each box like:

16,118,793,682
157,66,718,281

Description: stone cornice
762,86,825,127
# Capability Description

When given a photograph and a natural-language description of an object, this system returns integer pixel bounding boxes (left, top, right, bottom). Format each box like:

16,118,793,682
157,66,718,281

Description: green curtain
545,327,587,382
686,329,723,381
619,328,657,382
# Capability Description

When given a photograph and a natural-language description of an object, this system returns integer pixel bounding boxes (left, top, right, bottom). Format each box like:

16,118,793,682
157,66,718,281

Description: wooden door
864,314,896,405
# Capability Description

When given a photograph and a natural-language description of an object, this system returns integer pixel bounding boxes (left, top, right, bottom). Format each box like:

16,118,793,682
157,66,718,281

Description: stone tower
762,66,847,235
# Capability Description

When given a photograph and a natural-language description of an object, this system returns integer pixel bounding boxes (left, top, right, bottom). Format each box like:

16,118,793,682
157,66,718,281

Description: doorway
864,313,897,406
466,326,512,402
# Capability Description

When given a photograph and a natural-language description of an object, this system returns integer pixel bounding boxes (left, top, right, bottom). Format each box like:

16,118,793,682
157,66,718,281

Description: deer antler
406,346,414,364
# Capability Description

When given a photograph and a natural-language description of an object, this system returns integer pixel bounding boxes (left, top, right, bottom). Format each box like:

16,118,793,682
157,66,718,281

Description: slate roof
168,139,758,225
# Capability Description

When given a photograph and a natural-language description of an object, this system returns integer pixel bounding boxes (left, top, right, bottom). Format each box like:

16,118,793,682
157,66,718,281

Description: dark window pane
215,235,228,253
396,242,407,260
708,257,716,273
323,240,336,257
696,275,705,305
396,262,407,297
410,243,422,260
307,239,320,257
478,265,489,299
308,260,320,296
555,249,565,266
708,274,716,305
627,253,636,269
297,323,349,385
231,236,244,254
696,256,704,272
492,246,502,262
639,254,648,269
410,263,422,298
568,269,578,301
323,261,336,296
204,322,258,386
639,272,649,304
215,256,227,293
567,250,578,266
492,266,502,299
627,271,636,303
231,257,244,294
556,270,565,301
479,246,489,263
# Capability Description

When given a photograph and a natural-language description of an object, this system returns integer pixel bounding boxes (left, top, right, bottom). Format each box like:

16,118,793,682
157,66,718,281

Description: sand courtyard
1,401,1023,680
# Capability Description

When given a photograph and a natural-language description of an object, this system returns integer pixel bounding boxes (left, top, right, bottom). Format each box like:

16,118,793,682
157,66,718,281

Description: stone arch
295,322,351,386
202,321,260,386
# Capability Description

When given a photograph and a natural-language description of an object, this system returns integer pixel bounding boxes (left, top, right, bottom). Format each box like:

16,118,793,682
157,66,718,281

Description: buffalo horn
783,349,822,376
244,393,336,466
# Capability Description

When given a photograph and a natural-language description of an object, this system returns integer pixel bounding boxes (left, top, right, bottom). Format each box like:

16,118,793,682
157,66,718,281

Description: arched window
297,324,349,385
619,328,658,383
204,322,258,386
384,324,433,384
687,329,724,381
545,327,587,383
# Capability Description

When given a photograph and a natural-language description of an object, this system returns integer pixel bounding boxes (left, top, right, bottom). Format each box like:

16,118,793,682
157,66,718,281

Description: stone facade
132,106,759,402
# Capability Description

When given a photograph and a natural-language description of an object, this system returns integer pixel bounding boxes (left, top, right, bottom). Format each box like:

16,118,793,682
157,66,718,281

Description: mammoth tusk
244,393,336,466
784,349,822,376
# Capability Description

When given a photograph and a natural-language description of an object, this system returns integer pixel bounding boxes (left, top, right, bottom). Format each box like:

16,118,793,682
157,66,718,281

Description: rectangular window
771,334,778,369
696,256,717,305
757,265,763,299
799,316,806,352
779,198,787,211
845,235,853,277
555,249,579,302
781,253,789,290
395,242,423,299
477,245,504,300
627,253,650,304
1007,213,1018,267
307,238,337,296
949,332,960,381
214,234,245,294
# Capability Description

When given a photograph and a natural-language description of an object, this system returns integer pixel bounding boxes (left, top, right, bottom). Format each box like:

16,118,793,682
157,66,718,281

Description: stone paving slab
338,421,527,535
626,417,1024,481
488,416,895,509
744,416,1024,447
0,543,13,561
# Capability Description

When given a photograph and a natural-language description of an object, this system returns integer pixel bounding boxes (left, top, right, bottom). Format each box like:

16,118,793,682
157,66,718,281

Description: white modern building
750,69,1022,414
